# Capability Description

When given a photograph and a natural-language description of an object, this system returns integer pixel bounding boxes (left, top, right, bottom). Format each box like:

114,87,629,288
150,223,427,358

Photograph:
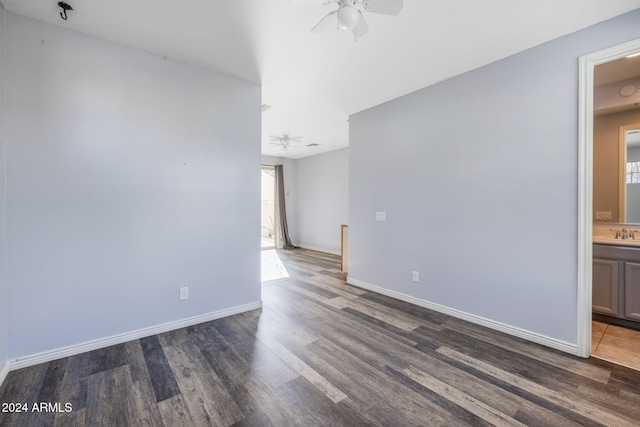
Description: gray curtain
275,165,296,249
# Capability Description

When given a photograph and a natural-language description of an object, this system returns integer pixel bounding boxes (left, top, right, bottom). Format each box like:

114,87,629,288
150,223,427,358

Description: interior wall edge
347,277,580,357
0,0,8,384
7,300,263,372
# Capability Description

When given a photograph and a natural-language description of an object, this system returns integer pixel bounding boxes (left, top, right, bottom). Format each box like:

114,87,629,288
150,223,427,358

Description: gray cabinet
593,244,640,324
592,258,619,316
624,262,640,321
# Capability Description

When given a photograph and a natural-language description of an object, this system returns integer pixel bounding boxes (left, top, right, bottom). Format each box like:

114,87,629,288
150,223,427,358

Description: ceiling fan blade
292,0,339,4
352,11,369,39
292,0,337,4
311,10,339,33
359,0,403,16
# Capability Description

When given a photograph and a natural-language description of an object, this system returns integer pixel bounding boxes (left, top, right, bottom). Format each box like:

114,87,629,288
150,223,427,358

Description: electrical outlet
179,286,189,300
376,211,386,221
412,271,419,282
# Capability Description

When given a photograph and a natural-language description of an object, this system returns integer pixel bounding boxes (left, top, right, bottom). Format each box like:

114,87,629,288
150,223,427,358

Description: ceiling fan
309,0,404,40
269,134,302,152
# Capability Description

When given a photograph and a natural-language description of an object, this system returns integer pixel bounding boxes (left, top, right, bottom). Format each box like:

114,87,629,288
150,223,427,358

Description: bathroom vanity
593,242,640,324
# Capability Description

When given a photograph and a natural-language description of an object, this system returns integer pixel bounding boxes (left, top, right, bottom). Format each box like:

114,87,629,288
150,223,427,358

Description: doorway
260,165,290,282
578,38,640,359
261,166,276,249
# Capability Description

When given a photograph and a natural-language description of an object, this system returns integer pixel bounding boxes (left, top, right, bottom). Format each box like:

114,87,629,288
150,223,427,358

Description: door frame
577,37,640,358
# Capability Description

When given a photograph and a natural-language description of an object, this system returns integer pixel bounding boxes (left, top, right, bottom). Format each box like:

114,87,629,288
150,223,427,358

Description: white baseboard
0,360,9,388
295,244,340,256
8,301,263,371
347,278,579,356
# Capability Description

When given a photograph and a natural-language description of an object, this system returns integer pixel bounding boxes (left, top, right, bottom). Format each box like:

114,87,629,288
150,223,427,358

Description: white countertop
593,236,640,247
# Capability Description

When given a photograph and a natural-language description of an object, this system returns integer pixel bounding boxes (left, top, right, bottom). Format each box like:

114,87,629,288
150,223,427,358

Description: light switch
376,211,386,221
595,211,612,220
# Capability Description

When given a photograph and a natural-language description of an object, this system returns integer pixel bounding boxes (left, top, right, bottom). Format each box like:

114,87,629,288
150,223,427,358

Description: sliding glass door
261,166,276,249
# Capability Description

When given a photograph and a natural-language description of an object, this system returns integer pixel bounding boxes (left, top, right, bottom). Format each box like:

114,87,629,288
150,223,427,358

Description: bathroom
592,52,640,370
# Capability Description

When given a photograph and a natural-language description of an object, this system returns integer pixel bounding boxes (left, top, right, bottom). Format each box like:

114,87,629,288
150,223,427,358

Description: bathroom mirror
593,53,640,225
620,125,640,223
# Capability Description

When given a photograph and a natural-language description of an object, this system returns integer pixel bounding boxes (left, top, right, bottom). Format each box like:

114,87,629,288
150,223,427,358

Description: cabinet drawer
593,244,640,262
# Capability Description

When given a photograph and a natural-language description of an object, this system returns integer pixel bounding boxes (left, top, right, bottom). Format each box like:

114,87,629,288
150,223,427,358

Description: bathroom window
627,161,640,184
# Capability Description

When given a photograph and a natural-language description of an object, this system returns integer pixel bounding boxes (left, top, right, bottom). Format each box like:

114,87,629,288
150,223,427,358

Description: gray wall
349,9,640,345
296,148,348,254
0,3,8,377
6,13,261,359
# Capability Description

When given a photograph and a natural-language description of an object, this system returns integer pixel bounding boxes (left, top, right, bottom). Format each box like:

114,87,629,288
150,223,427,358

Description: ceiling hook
58,2,73,21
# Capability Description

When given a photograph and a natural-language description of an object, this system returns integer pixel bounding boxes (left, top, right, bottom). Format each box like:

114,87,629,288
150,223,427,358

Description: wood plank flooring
2,248,640,426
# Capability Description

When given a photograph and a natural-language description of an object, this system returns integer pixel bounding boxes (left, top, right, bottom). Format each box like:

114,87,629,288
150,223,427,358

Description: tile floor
591,320,640,371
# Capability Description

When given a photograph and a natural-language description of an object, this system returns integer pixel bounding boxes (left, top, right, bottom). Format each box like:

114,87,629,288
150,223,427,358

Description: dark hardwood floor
2,248,640,426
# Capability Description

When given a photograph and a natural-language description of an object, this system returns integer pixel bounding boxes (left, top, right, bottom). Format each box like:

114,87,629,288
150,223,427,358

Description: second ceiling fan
269,134,302,153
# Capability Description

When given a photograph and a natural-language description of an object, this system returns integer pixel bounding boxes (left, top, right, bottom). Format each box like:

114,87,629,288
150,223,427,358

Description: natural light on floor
261,249,289,282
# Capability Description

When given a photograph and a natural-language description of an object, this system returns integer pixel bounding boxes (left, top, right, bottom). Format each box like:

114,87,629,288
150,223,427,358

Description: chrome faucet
607,228,638,240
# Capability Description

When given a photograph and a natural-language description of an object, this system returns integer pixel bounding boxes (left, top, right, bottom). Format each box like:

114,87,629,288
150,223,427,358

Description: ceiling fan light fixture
337,5,359,30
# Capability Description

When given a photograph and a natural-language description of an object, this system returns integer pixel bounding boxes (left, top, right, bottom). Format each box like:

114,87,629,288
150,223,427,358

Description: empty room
2,1,640,426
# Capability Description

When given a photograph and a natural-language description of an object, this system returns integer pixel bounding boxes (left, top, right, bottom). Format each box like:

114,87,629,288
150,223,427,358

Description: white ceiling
3,0,640,158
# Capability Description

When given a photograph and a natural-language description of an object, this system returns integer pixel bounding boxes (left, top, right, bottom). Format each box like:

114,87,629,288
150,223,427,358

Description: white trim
577,52,594,358
577,38,640,358
8,301,262,371
0,360,9,388
296,244,341,256
347,277,578,355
